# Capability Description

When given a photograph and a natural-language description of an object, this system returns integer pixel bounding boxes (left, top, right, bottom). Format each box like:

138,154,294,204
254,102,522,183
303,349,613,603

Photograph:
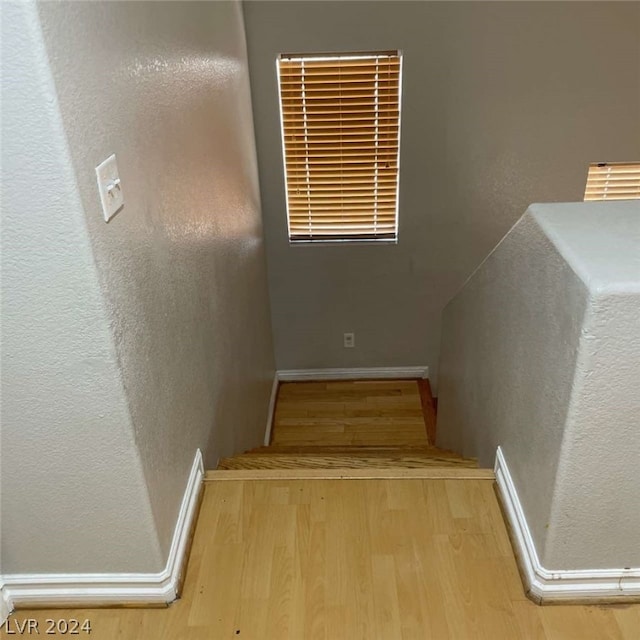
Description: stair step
217,452,477,470
207,467,494,481
249,445,465,458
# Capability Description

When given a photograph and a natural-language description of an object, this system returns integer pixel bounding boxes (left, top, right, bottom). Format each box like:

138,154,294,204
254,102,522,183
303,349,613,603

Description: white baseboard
1,449,204,613
494,447,640,604
1,593,9,626
276,366,429,382
264,372,279,446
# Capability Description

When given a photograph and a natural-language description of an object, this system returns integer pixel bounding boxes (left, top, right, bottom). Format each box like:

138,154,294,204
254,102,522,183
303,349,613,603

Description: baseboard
1,593,10,626
494,447,640,604
263,372,279,446
1,449,204,613
276,366,429,382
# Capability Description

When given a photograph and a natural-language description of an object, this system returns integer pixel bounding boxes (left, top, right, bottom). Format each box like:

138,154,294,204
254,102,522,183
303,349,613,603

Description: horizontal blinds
584,162,640,201
278,52,401,240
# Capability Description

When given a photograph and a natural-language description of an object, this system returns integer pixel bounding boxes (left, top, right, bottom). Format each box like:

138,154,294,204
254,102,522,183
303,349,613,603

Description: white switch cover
95,154,124,222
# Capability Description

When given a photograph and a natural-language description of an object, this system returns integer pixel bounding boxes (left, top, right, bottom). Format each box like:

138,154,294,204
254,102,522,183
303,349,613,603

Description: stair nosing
206,467,493,481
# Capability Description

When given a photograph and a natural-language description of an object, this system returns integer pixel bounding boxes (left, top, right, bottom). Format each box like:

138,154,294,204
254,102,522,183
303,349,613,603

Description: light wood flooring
8,478,639,639
218,379,476,470
271,379,432,447
217,450,477,470
8,380,638,637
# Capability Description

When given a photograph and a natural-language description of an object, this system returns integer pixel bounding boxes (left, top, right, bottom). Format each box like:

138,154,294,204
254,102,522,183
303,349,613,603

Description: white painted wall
534,205,640,570
36,0,275,560
243,1,640,386
438,201,640,571
2,0,274,576
1,0,162,575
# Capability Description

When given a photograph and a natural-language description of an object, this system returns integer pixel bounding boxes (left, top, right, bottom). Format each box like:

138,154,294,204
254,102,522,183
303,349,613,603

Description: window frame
276,50,404,245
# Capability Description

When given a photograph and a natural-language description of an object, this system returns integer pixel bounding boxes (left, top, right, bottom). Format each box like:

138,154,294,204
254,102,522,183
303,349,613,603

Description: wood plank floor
271,380,431,447
218,379,471,470
217,451,477,470
8,478,639,639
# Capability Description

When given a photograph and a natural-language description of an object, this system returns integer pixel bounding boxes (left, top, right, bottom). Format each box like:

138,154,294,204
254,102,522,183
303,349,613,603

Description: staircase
217,380,478,472
218,444,476,470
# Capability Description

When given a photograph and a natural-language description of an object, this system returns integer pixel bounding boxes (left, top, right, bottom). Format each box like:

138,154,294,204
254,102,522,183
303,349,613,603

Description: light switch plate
95,154,124,222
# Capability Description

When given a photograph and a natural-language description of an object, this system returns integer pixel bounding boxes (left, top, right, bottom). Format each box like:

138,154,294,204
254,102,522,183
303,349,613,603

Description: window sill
288,239,398,247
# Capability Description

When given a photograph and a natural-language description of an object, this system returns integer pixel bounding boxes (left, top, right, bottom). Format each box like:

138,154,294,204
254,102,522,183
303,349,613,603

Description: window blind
584,162,640,201
277,51,402,242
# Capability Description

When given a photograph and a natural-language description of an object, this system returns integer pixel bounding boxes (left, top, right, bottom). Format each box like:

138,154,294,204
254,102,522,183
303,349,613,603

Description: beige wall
2,0,162,575
437,207,589,564
2,0,274,574
438,201,640,571
243,1,640,386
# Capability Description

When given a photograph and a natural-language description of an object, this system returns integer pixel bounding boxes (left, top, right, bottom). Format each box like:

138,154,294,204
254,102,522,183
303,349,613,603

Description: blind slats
288,194,397,202
287,179,397,186
282,100,399,111
288,203,397,212
584,163,640,202
585,179,640,186
284,122,399,132
288,187,398,196
282,107,399,117
280,79,400,87
289,226,397,233
286,169,397,176
283,118,399,127
280,58,400,69
278,51,402,241
284,146,399,154
288,215,397,221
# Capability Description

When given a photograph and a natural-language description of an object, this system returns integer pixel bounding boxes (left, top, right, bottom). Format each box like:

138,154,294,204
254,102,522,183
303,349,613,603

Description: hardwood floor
8,380,638,637
271,380,430,447
217,450,477,470
8,478,639,639
218,379,475,471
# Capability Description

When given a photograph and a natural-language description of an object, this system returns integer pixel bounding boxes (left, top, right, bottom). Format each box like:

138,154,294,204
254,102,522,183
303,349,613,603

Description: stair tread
207,467,495,480
240,451,468,461
218,452,478,470
250,444,464,455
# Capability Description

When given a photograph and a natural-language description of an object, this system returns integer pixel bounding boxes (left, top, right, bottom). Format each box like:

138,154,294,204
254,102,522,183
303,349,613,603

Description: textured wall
437,208,588,559
36,0,275,559
534,204,640,570
1,0,162,574
243,1,640,386
2,0,274,575
438,201,640,571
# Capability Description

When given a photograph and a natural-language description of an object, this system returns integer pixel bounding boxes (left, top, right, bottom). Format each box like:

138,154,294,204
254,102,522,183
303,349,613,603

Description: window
584,162,640,201
277,51,402,242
